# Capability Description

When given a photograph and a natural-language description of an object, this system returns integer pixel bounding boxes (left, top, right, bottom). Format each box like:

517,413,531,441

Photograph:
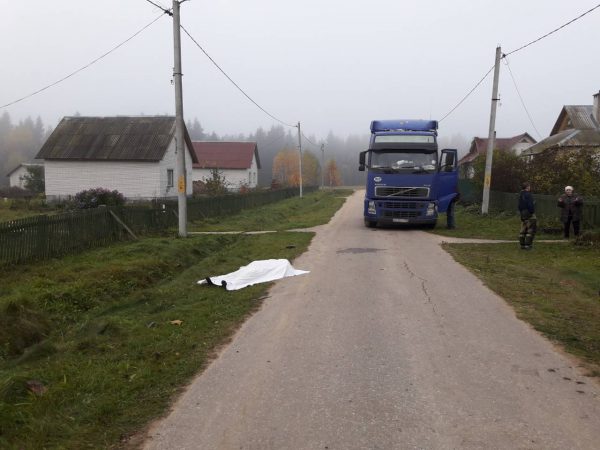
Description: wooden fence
458,180,600,229
0,187,315,266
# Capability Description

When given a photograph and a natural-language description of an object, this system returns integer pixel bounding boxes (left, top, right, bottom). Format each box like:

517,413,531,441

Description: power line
1,15,165,109
180,24,296,128
143,0,172,15
503,56,542,139
439,65,495,122
505,3,600,56
301,132,319,148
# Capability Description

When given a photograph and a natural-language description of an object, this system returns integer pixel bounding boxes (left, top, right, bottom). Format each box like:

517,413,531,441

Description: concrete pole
173,0,187,236
481,46,502,215
321,143,325,188
297,121,303,197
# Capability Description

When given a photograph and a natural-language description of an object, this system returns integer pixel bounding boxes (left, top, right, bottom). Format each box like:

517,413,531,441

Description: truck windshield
370,151,437,172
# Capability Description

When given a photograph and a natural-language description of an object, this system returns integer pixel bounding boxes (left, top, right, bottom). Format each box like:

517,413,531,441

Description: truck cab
359,119,458,228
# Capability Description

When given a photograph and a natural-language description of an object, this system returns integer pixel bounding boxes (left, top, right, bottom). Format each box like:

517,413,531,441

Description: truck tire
423,221,437,229
364,219,377,228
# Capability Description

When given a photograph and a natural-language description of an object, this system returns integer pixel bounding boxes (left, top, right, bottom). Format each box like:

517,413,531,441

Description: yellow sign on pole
178,176,185,193
484,175,491,188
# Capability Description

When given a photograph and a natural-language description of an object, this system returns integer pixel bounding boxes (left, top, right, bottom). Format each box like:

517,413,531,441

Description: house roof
192,141,260,170
35,116,198,163
458,133,536,165
521,128,600,156
550,105,599,135
5,161,44,177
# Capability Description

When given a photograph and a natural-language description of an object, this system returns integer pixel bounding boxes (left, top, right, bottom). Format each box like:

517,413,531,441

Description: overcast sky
1,0,599,143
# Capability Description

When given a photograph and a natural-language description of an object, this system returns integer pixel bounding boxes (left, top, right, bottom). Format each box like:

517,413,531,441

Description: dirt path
145,191,600,450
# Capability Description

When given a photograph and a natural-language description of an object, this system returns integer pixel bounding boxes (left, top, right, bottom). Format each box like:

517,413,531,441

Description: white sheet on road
198,259,309,291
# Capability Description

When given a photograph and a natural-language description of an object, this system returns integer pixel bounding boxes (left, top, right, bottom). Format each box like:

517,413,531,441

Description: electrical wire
301,132,319,148
1,15,165,109
143,0,172,15
180,24,296,128
439,65,495,122
505,3,600,56
503,56,542,139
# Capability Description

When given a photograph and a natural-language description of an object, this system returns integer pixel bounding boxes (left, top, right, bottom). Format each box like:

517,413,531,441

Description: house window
167,169,174,188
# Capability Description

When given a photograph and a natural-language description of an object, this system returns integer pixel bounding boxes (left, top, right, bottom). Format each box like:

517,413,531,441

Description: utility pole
320,143,325,188
481,45,502,215
297,121,303,197
172,0,187,236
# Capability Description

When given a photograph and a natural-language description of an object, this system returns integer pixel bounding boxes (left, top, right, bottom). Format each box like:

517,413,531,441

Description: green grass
430,203,566,240
189,189,353,232
0,232,314,448
0,190,353,448
0,202,55,222
444,241,600,375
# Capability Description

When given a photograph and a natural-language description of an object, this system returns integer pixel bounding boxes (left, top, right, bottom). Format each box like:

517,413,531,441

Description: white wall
9,166,28,189
44,139,194,200
192,154,259,190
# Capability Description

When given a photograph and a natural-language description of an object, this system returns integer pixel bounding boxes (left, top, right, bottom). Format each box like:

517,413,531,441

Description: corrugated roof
458,133,536,165
521,128,600,156
192,141,260,170
35,116,198,163
550,105,598,135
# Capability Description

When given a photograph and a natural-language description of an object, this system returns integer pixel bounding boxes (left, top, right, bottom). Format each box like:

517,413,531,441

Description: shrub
74,188,125,209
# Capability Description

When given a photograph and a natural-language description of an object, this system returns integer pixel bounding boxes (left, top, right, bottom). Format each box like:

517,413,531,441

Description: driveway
145,190,600,449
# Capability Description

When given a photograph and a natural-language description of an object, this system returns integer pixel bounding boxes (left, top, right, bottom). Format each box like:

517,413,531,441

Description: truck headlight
425,202,437,216
368,201,376,215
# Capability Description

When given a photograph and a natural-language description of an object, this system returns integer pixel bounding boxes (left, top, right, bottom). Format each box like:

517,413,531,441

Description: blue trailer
359,119,458,228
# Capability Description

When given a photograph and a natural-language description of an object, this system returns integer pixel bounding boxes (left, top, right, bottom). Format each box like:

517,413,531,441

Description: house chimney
594,91,600,125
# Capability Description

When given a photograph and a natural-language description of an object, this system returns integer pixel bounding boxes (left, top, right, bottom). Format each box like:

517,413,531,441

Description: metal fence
458,180,600,229
0,187,316,265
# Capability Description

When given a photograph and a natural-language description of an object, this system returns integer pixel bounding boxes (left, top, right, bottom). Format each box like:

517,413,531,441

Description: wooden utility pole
172,0,187,236
481,46,502,214
297,121,303,197
320,143,325,188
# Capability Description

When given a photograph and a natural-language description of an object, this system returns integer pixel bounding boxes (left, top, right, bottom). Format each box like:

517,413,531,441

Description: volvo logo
374,176,382,182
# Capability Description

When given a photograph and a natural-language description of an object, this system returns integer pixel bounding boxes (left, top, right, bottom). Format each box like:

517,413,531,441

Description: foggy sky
1,0,599,144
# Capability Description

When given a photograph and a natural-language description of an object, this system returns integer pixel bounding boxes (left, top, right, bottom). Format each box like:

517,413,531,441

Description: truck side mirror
359,151,367,171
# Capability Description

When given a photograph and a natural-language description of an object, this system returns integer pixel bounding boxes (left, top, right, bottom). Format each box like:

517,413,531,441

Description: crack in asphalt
403,260,438,316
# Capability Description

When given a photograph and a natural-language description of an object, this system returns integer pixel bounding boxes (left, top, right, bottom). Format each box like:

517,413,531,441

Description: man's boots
519,234,526,249
524,234,534,250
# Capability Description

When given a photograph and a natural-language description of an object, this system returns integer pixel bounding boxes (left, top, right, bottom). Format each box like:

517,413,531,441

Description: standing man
518,181,536,250
557,185,583,239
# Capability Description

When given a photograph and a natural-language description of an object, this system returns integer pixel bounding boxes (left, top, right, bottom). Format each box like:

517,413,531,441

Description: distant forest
1,113,469,188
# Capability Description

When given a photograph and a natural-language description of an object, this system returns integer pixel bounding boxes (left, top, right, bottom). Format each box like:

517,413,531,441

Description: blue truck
359,119,458,228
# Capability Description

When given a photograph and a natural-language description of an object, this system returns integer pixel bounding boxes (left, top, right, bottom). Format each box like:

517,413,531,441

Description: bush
74,188,125,209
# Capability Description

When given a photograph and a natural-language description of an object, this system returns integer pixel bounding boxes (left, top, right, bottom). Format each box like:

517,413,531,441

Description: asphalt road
145,191,600,450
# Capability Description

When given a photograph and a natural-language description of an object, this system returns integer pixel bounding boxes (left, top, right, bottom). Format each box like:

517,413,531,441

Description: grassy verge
0,202,55,222
189,189,353,232
430,203,567,240
0,232,314,448
0,190,352,448
444,241,600,375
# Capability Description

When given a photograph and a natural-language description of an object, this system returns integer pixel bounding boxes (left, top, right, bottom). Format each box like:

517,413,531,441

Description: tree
194,169,230,196
528,148,600,197
471,149,527,193
272,149,320,187
23,165,45,193
325,159,343,186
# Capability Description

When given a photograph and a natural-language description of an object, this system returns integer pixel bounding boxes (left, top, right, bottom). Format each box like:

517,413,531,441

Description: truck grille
375,186,429,198
382,210,421,218
381,201,428,209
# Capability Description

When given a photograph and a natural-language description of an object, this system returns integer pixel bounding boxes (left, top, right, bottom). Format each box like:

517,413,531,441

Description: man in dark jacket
518,182,536,250
557,185,583,238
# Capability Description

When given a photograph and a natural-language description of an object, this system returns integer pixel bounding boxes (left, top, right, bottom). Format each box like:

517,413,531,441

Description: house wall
44,140,194,200
9,166,28,189
512,142,534,156
192,154,259,190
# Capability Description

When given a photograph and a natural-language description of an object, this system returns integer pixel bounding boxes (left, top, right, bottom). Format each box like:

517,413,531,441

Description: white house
35,116,198,201
192,141,261,190
6,162,43,189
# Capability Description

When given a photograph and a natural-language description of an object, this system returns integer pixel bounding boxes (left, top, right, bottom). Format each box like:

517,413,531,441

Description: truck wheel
423,221,437,229
364,219,377,228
